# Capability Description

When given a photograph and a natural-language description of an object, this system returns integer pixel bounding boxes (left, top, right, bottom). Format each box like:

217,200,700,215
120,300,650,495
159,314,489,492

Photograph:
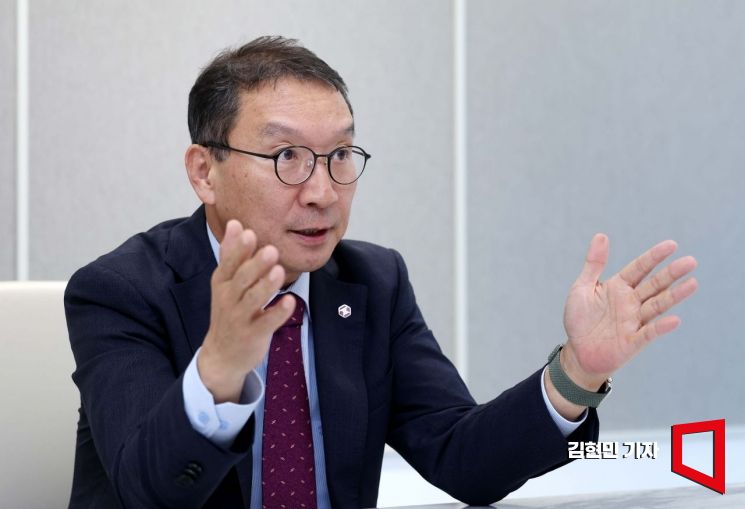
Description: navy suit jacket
65,206,599,508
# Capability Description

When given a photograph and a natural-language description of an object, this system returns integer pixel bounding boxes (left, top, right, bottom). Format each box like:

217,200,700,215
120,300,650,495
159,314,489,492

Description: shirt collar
206,221,310,311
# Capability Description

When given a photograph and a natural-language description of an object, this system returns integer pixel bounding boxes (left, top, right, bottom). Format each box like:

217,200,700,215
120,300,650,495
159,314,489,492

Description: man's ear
185,144,217,205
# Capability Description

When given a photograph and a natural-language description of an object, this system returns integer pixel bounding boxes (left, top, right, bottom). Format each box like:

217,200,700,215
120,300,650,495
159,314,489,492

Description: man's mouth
291,228,329,238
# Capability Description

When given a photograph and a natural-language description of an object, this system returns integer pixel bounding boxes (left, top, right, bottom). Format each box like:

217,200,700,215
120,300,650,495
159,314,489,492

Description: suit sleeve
384,249,599,506
65,262,252,508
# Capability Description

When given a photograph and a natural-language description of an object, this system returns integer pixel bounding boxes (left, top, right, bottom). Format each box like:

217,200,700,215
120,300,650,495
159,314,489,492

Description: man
65,36,698,508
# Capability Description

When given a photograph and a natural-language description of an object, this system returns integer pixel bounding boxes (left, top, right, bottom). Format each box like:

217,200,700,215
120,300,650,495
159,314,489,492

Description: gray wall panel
0,0,15,280
28,1,454,355
467,1,745,429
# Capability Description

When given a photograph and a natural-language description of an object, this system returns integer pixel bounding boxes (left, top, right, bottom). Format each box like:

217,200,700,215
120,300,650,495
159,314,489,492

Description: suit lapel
310,260,368,507
165,206,216,357
170,273,213,356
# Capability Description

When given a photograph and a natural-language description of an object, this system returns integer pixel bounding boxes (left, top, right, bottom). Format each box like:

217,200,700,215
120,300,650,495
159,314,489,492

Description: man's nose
298,158,338,208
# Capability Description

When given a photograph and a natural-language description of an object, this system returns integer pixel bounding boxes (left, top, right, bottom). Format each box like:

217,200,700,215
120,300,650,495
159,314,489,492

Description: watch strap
547,344,611,408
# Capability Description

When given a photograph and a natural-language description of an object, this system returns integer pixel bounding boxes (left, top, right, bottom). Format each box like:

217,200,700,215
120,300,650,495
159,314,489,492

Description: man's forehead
240,77,349,112
235,80,355,141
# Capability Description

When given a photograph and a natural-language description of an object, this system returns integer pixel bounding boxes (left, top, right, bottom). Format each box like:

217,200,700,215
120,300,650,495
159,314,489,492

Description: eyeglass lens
276,146,366,184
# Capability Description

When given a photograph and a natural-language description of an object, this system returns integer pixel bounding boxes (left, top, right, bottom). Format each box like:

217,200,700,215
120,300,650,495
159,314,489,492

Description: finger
227,245,280,302
635,255,697,302
240,263,287,317
639,277,698,324
575,233,609,287
633,314,681,345
618,240,677,288
252,293,297,339
214,221,257,283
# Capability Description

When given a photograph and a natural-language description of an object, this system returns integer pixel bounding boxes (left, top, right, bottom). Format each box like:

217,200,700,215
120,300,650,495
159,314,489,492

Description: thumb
575,233,609,286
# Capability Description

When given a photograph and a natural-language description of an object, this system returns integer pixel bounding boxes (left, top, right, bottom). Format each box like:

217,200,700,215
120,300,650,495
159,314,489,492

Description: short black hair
187,36,352,161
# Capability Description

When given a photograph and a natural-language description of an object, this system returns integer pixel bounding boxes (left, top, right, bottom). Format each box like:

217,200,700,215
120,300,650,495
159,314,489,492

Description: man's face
205,78,356,284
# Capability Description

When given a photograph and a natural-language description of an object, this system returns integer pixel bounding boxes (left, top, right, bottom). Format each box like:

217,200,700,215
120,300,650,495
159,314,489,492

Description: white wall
0,0,16,280
466,0,745,430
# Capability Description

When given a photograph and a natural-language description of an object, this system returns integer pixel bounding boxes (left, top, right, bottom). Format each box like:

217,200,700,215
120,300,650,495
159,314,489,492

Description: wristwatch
547,344,612,408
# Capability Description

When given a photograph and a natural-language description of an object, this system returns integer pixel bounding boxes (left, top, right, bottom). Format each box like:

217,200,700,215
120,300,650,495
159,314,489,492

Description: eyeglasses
203,143,371,185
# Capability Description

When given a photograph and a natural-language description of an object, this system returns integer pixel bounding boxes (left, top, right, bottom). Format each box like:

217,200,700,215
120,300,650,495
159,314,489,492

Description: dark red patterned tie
262,294,317,509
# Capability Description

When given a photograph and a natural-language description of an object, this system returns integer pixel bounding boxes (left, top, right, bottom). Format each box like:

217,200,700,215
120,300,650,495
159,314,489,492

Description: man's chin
282,249,337,281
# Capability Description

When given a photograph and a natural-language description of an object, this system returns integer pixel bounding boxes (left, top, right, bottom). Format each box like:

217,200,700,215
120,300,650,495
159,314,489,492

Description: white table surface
377,483,745,508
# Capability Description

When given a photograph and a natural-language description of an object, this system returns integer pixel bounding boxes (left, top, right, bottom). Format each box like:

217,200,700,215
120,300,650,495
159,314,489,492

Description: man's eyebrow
260,122,355,139
261,122,300,138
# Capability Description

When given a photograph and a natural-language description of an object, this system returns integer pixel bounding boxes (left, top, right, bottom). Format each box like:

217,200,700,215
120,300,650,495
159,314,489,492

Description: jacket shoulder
66,215,194,297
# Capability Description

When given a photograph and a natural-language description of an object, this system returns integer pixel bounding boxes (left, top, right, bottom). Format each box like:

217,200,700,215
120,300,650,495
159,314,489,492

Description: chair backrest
0,281,77,509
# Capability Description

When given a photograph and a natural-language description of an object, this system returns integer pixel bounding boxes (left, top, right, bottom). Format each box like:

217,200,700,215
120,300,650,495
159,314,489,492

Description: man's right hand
198,219,296,403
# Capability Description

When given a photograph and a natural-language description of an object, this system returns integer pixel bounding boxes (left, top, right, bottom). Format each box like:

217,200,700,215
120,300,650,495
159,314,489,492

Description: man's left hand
560,234,698,392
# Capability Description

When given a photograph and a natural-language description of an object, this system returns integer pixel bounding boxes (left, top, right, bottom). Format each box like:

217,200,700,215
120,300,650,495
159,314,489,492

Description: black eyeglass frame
202,142,371,185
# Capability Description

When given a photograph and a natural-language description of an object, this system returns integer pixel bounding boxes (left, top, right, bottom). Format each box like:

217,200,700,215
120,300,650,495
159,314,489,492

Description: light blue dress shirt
182,222,585,508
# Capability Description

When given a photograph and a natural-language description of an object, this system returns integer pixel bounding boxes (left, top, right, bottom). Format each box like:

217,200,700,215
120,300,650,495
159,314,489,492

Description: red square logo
671,419,726,494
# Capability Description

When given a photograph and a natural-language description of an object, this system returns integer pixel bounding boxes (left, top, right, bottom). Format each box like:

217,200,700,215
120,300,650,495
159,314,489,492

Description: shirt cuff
540,366,587,437
182,347,264,448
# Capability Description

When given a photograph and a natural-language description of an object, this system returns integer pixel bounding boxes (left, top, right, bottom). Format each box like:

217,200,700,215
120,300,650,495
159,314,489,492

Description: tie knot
270,292,305,327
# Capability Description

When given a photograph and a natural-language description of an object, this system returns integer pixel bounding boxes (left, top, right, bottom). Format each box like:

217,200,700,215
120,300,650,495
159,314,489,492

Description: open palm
563,234,698,381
